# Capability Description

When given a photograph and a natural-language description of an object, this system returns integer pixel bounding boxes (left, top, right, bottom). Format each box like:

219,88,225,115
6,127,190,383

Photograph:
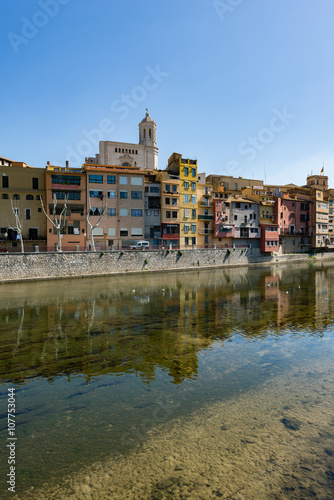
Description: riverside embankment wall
0,249,333,282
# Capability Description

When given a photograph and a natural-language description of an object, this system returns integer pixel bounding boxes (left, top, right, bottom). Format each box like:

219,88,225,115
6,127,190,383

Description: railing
198,215,214,221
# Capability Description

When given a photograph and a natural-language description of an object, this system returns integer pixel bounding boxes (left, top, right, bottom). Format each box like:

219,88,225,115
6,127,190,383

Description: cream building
87,110,158,171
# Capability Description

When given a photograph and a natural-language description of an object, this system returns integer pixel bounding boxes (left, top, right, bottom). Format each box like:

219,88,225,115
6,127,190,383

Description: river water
0,262,334,499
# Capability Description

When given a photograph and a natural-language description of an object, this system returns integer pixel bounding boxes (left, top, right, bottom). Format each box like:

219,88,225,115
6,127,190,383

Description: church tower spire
139,109,157,147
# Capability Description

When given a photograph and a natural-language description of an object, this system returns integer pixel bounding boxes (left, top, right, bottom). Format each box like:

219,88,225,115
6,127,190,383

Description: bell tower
139,109,157,147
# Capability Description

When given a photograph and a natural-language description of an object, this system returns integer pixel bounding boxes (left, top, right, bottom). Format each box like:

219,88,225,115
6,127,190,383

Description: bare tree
86,197,107,251
8,199,24,253
40,194,68,252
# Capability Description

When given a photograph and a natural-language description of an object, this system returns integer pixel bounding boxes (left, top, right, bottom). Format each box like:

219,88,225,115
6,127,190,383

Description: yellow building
0,159,46,251
167,153,197,249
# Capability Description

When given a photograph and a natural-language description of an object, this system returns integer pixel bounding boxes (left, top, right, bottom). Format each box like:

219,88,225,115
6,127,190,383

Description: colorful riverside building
166,153,198,249
158,167,180,249
0,157,46,251
84,164,145,250
45,162,87,251
197,173,214,248
242,186,279,252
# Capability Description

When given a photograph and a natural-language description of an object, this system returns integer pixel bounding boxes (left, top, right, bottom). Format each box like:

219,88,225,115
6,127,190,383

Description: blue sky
1,0,334,185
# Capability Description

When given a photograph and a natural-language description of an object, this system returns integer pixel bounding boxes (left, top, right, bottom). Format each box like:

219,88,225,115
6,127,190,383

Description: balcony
200,201,213,207
198,214,214,221
199,228,213,235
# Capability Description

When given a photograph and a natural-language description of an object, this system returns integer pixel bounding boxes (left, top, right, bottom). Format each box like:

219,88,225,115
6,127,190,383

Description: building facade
87,111,158,171
0,161,46,251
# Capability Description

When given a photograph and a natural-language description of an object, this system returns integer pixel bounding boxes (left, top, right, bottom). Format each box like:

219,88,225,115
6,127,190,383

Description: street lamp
4,232,8,252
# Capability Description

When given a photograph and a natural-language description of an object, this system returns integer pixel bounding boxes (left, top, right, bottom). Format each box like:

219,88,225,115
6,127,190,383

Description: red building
260,223,279,252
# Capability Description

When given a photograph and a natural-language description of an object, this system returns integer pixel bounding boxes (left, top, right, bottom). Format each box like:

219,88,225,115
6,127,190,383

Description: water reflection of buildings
1,264,334,384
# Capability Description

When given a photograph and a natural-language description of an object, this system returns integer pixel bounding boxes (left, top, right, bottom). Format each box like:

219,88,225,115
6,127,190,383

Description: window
108,191,116,198
51,174,81,186
25,208,31,220
68,221,80,235
119,176,127,184
172,198,177,206
2,176,8,188
107,175,116,184
184,209,189,218
165,184,170,192
192,224,196,233
53,191,80,200
13,194,20,200
184,167,189,176
89,174,103,183
131,177,143,186
13,207,19,216
120,191,128,199
192,168,196,177
166,211,171,218
89,190,103,198
165,197,170,205
131,209,143,217
2,194,8,199
184,181,189,190
131,228,143,236
26,194,34,200
120,229,128,237
192,237,196,245
234,215,237,221
192,209,196,218
236,202,240,208
192,182,196,190
150,186,159,193
108,227,116,236
119,208,128,216
191,195,196,204
172,185,177,193
90,207,104,216
184,224,189,233
184,194,189,203
131,191,143,199
185,237,189,245
108,208,116,216
172,211,177,218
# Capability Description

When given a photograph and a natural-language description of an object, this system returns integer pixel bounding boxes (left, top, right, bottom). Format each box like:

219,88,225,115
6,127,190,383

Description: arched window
13,194,20,200
26,194,34,200
36,195,41,200
144,129,146,139
2,193,8,199
149,128,151,138
122,162,129,167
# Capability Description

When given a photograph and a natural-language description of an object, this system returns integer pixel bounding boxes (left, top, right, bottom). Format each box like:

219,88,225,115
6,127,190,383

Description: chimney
66,161,69,171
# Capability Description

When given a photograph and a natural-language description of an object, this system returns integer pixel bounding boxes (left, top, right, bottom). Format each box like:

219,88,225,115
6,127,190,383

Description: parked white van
130,241,150,250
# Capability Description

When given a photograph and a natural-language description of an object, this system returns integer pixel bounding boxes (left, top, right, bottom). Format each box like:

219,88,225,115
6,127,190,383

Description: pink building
274,195,312,236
